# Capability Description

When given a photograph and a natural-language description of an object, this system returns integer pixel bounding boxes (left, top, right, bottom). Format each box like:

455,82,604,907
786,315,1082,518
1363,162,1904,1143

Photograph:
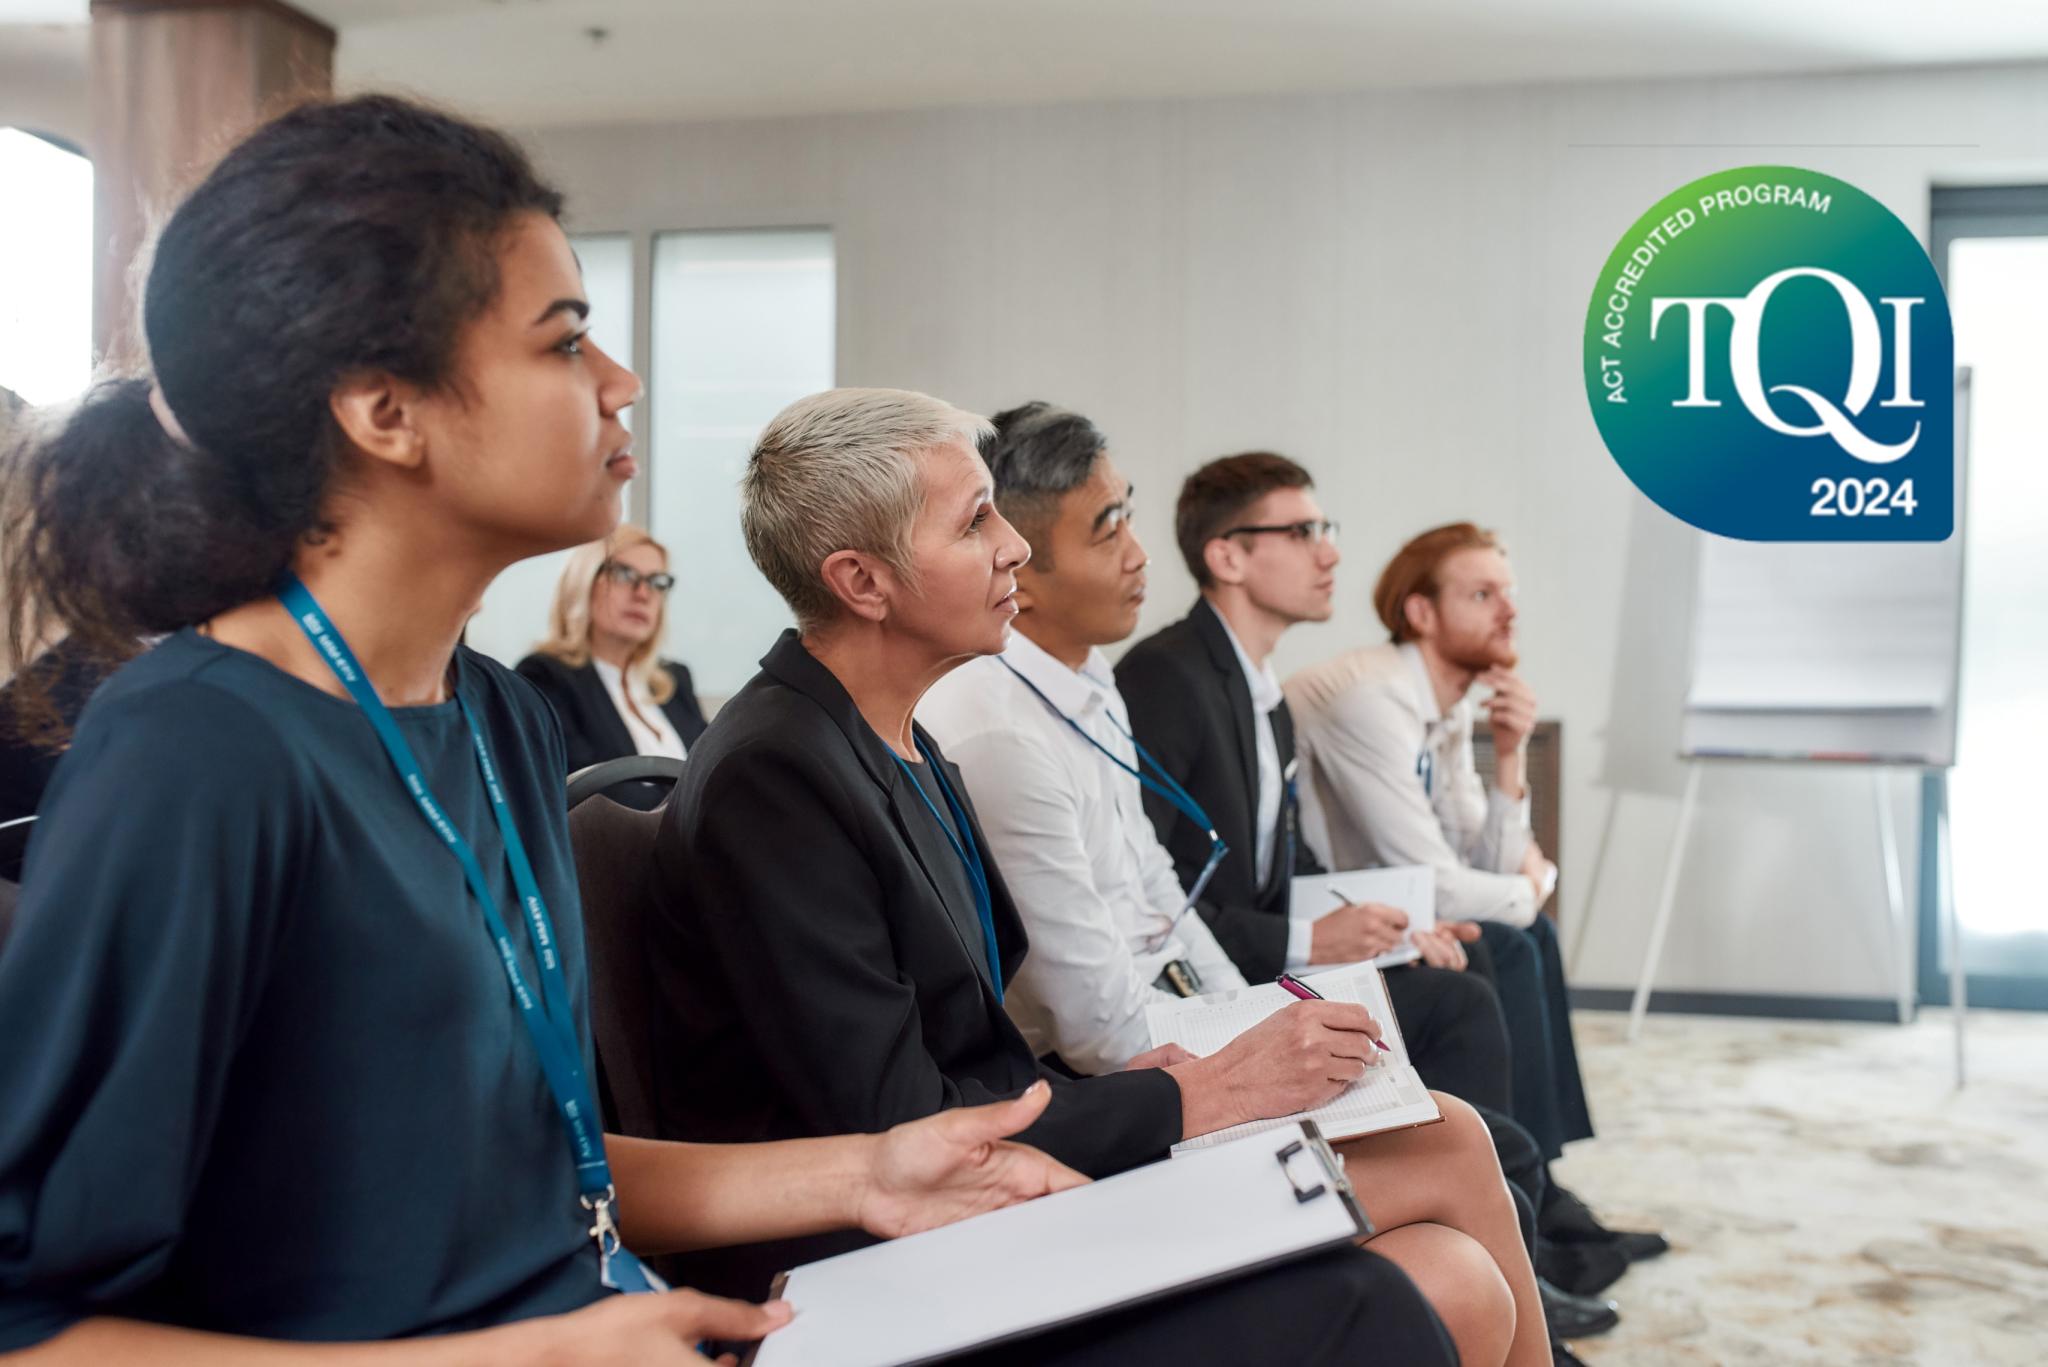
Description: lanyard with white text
279,574,660,1295
891,737,1004,1002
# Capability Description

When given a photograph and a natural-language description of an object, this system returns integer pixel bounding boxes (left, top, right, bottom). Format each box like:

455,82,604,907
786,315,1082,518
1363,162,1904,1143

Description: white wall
0,24,88,150
519,61,2048,1001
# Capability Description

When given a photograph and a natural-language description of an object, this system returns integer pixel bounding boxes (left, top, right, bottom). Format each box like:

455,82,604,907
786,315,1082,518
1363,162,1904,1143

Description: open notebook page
1147,964,1442,1153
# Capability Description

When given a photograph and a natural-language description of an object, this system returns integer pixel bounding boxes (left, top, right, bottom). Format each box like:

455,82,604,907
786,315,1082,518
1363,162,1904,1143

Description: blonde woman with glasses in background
519,527,706,795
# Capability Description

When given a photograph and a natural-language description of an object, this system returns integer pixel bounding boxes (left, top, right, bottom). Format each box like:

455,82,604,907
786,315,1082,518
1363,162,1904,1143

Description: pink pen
1277,973,1392,1051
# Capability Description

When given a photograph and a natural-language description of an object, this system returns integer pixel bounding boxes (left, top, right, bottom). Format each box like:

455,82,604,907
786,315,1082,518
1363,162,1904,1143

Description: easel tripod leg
1568,787,1623,979
1629,763,1701,1043
1873,769,1912,1025
1937,772,1966,1087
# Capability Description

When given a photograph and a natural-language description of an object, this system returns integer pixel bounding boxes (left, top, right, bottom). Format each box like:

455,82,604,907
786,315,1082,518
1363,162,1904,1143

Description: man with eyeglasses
1284,522,1670,1286
1116,453,1479,981
1110,453,1538,1135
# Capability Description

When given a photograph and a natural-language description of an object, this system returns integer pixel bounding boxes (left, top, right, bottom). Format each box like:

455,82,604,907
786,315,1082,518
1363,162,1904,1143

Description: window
466,233,635,669
648,228,835,698
0,128,91,407
1926,188,2048,1007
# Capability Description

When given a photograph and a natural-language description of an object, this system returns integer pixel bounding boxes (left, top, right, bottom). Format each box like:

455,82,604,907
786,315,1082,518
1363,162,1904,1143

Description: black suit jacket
513,653,707,775
645,631,1180,1295
1115,599,1325,981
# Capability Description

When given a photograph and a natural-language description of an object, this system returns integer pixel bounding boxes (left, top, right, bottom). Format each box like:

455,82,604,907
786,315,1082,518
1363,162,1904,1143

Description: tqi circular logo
1583,166,1953,541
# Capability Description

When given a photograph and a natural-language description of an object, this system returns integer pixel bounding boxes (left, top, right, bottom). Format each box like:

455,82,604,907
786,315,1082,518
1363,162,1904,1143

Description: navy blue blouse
0,630,608,1349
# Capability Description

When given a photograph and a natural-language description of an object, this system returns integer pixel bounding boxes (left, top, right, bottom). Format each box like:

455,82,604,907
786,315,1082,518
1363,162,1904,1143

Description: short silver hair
742,388,993,630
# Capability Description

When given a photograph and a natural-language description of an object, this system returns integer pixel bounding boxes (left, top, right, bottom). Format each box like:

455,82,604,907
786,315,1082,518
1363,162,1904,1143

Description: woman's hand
518,1289,792,1366
1124,1042,1197,1070
855,1081,1090,1240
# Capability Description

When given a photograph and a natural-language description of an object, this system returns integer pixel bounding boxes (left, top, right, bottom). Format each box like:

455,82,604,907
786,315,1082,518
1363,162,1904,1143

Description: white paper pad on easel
1290,865,1436,968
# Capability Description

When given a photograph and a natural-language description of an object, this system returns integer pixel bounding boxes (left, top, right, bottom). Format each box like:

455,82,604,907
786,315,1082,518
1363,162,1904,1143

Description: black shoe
1538,1236,1630,1297
1612,1229,1671,1262
1540,1276,1620,1339
1541,1182,1670,1261
1551,1341,1591,1367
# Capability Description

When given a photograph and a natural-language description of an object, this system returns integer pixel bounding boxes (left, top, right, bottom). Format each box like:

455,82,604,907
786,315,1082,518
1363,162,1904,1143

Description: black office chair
565,756,684,1139
0,815,36,887
568,754,684,813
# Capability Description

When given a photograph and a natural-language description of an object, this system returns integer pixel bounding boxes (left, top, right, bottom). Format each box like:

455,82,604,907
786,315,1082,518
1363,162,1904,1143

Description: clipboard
739,1121,1367,1367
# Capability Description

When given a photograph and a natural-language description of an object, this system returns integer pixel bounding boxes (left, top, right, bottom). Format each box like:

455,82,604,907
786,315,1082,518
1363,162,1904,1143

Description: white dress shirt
1284,642,1537,927
593,658,688,761
1211,610,1317,968
917,632,1246,1075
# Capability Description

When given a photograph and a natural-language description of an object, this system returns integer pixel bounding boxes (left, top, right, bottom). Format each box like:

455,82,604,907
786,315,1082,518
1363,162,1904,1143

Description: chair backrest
566,755,685,1138
0,815,36,885
567,755,686,810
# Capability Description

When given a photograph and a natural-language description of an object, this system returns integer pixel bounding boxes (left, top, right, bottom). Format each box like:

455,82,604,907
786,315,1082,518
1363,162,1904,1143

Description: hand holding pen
1169,986,1394,1133
1305,886,1410,965
1278,972,1392,1054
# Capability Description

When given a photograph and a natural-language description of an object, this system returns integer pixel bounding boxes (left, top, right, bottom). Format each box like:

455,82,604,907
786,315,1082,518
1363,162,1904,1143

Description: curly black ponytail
2,95,564,708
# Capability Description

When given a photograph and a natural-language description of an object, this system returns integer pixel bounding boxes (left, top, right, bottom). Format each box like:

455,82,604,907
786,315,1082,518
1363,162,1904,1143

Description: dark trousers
1478,1102,1546,1239
1387,963,1549,1261
1469,916,1594,1161
1385,961,1514,1114
961,1245,1457,1367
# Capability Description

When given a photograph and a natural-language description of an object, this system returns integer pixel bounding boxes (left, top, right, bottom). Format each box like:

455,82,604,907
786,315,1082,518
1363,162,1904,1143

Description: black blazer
513,652,707,776
1114,599,1326,981
645,631,1181,1295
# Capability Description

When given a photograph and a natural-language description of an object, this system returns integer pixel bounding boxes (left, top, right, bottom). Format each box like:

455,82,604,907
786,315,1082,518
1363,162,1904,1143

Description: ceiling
9,0,2048,130
323,0,2048,126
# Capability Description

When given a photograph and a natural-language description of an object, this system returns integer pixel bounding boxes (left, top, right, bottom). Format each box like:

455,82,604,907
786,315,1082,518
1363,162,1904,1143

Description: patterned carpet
1551,1008,2048,1366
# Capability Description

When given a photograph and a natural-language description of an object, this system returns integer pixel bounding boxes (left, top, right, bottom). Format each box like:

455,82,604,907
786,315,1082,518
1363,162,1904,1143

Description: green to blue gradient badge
1584,166,1952,541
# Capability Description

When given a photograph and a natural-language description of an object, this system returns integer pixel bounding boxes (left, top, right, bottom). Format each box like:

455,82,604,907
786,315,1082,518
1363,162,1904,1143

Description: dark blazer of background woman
514,651,707,776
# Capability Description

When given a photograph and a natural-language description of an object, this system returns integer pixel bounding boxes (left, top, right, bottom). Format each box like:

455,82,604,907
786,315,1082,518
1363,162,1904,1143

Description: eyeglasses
1221,519,1341,547
600,562,676,594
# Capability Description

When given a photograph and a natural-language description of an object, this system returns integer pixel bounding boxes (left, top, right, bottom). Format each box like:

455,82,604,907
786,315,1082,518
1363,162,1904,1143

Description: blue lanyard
998,659,1229,943
890,737,1004,1002
279,575,658,1295
1416,748,1436,798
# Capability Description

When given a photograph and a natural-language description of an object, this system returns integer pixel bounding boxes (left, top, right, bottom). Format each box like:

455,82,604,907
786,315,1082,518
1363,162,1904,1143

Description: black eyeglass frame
598,561,677,594
1217,519,1342,544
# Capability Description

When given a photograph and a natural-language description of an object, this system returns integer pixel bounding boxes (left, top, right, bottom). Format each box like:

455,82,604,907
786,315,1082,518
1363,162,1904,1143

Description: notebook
1145,963,1443,1153
743,1121,1367,1367
1290,865,1436,969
